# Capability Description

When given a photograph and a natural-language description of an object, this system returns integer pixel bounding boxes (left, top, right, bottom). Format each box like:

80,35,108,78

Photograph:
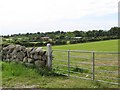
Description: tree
66,32,75,40
109,27,119,36
73,30,80,37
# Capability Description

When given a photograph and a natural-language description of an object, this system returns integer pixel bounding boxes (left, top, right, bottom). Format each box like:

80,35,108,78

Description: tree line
2,27,119,47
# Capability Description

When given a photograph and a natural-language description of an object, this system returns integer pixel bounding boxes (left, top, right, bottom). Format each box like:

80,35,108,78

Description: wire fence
52,49,120,85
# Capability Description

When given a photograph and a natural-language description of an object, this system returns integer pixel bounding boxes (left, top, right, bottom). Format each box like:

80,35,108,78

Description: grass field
46,39,118,51
1,39,119,88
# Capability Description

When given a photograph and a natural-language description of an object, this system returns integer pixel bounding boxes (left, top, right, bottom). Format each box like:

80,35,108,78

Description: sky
0,0,119,35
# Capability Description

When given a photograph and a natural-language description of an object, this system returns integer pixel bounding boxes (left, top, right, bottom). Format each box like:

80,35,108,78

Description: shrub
54,40,67,45
69,40,77,44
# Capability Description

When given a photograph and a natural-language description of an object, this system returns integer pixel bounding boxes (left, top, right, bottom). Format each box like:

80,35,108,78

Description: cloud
0,0,118,35
0,0,118,21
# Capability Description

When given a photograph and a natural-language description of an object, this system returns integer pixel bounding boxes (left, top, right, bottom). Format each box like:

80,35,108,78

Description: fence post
68,50,70,77
92,52,95,80
47,43,52,70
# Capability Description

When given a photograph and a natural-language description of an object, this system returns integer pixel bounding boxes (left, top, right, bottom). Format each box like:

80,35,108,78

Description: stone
26,48,31,57
34,60,46,67
7,49,13,54
30,47,37,54
28,58,34,63
7,44,15,50
35,47,42,53
16,51,25,61
33,53,42,60
41,55,47,61
38,50,45,55
6,54,11,59
3,47,8,51
11,55,17,60
14,58,19,62
30,54,33,59
6,59,10,62
11,49,17,55
21,46,26,51
15,45,23,52
23,57,28,63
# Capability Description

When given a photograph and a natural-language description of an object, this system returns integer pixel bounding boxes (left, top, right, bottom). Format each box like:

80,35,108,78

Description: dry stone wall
2,44,47,68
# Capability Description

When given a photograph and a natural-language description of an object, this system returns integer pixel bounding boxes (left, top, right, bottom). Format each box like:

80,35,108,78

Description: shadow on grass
35,67,67,77
23,63,67,77
71,67,89,73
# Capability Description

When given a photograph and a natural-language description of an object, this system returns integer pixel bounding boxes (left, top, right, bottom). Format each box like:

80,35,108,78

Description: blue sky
0,0,119,35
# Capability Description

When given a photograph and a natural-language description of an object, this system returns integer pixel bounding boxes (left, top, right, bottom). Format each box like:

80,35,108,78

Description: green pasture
43,39,118,52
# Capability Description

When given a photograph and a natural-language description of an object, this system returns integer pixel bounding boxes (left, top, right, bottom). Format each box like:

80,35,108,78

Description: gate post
92,51,95,80
47,43,52,70
68,50,70,77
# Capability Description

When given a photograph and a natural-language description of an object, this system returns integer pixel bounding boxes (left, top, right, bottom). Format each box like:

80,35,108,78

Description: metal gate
52,49,119,85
